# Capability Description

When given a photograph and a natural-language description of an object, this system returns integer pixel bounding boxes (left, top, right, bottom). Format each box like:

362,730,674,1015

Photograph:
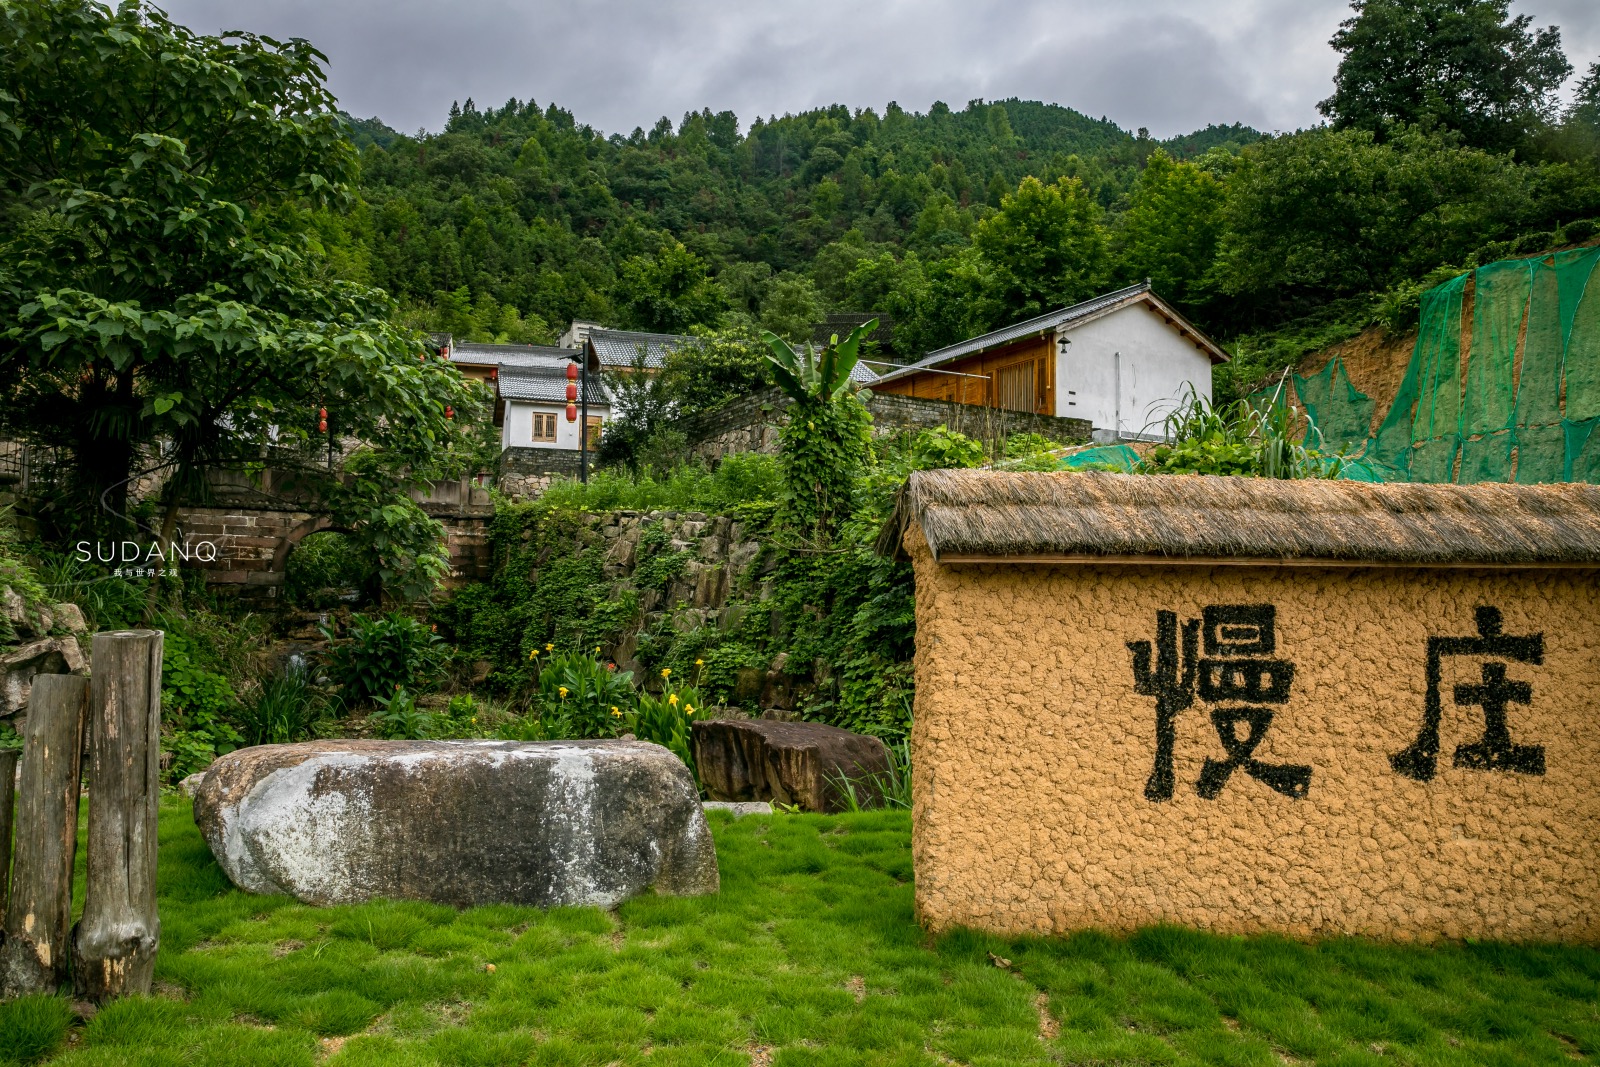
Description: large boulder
192,739,718,907
691,719,890,813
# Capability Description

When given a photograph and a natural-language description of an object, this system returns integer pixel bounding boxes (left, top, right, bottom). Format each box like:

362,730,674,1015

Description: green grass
5,800,1600,1065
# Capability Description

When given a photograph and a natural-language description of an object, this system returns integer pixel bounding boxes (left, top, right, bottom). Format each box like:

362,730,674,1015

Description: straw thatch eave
878,470,1600,568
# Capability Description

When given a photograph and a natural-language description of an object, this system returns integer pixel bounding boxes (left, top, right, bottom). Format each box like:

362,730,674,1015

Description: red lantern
565,363,579,380
317,407,328,433
565,381,578,403
488,368,498,381
445,405,455,419
565,402,577,423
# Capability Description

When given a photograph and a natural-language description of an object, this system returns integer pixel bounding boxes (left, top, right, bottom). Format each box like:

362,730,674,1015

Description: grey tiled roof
586,328,699,369
850,360,879,384
450,342,582,368
497,364,611,406
872,282,1229,388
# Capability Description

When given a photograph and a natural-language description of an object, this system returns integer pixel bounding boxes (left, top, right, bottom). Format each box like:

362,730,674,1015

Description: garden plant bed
2,800,1599,1066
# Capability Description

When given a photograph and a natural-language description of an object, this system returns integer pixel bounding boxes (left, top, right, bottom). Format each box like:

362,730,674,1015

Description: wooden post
0,748,17,919
0,674,88,996
73,630,163,1002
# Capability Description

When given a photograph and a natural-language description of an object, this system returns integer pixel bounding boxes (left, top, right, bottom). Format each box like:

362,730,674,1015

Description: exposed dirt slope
1295,325,1419,438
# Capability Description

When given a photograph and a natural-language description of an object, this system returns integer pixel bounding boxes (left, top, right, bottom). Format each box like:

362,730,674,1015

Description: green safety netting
1297,244,1600,484
1057,444,1141,472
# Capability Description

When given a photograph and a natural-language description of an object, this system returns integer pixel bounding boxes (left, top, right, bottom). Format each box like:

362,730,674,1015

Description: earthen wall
908,524,1600,941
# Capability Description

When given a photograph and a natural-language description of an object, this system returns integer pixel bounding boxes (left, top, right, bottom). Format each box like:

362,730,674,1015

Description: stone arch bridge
172,474,494,600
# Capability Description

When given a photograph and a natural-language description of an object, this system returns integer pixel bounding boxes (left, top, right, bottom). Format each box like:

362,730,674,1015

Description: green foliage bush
1140,387,1342,479
909,426,985,469
370,686,435,740
284,530,373,609
538,453,780,514
160,632,244,780
529,651,636,739
628,673,703,783
323,612,447,706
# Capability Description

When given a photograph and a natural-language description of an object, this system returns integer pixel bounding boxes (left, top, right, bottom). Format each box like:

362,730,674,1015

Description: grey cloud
160,0,1600,137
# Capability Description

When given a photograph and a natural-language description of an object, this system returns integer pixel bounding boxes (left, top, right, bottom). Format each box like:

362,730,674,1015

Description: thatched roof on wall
879,470,1600,567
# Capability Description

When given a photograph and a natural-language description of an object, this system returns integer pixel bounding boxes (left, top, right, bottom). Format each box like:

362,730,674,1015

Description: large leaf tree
1318,0,1571,153
762,320,876,539
0,0,474,597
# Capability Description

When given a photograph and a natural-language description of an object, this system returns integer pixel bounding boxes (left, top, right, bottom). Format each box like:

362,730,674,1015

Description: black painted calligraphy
1391,606,1545,781
1128,605,1311,802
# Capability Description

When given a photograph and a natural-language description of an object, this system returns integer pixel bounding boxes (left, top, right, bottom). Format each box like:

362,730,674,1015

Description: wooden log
0,674,88,996
0,748,17,918
73,630,163,1002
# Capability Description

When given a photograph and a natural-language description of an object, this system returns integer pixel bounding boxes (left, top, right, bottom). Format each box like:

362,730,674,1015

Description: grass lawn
1,799,1598,1066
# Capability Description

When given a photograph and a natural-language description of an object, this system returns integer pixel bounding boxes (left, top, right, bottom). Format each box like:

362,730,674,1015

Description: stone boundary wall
497,446,591,499
680,389,1093,466
906,528,1600,942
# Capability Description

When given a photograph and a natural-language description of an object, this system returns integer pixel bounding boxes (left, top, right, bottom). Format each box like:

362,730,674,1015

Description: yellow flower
594,645,601,653
558,686,569,699
661,668,671,679
529,649,539,660
685,704,695,716
668,694,679,706
610,707,622,717
545,643,554,651
695,659,704,666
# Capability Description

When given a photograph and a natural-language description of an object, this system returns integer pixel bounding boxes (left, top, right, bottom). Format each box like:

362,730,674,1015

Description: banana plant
760,318,878,403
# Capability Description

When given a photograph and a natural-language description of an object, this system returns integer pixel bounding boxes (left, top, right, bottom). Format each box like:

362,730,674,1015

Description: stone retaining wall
679,389,1092,466
497,446,592,499
531,509,805,709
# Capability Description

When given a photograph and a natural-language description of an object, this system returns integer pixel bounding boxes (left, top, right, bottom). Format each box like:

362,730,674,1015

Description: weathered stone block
193,739,718,907
691,719,889,813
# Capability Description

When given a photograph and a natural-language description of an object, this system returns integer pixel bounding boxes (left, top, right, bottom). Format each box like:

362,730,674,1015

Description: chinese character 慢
1391,606,1545,781
1128,605,1312,802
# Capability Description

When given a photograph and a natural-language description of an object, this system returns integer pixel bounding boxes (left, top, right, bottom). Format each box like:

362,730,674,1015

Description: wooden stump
0,674,88,996
0,748,17,918
73,630,163,1002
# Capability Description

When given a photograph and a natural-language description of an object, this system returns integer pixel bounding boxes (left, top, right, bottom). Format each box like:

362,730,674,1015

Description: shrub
529,651,636,739
628,671,703,783
370,686,434,740
908,426,984,470
160,632,243,780
1139,385,1341,479
323,612,447,706
284,530,373,608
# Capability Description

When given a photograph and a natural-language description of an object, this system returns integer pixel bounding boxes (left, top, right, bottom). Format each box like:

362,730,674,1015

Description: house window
584,417,603,448
996,361,1036,412
531,412,557,442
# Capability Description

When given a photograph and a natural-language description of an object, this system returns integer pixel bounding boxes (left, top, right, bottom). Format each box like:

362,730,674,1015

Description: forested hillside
326,0,1600,399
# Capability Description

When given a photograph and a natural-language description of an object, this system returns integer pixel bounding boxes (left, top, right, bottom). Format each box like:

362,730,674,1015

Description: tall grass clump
1140,382,1342,479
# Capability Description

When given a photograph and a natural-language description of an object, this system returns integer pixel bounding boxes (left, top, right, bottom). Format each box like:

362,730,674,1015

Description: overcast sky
162,0,1600,140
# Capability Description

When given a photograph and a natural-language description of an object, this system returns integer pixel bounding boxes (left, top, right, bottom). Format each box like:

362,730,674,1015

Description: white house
869,282,1227,441
496,355,611,452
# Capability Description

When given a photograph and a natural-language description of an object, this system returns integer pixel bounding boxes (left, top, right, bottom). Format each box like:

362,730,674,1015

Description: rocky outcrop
0,586,89,725
0,637,87,719
192,739,719,907
691,719,890,813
